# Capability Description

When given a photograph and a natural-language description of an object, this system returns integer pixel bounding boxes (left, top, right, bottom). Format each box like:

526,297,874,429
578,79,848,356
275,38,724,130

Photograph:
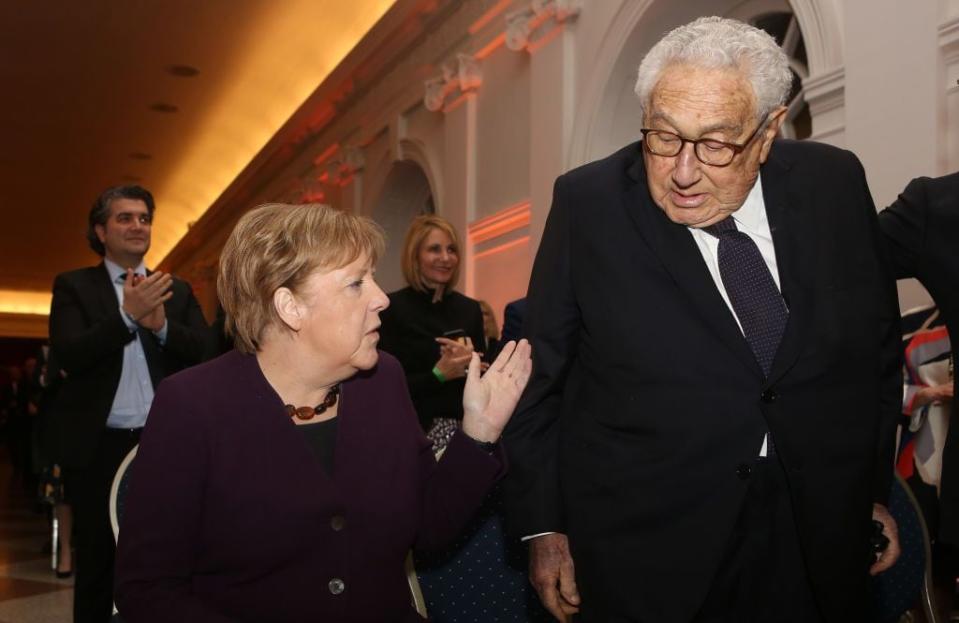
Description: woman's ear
273,287,302,333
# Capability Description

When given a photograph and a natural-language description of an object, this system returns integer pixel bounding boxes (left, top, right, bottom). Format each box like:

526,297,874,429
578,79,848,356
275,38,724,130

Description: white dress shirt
103,258,167,429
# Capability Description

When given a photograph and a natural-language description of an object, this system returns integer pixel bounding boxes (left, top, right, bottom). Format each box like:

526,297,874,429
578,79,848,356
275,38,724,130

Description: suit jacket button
328,578,345,595
736,463,752,480
761,389,778,403
331,515,346,531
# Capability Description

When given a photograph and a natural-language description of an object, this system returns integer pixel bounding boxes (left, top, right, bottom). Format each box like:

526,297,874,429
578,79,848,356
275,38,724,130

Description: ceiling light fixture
166,65,200,77
150,102,179,113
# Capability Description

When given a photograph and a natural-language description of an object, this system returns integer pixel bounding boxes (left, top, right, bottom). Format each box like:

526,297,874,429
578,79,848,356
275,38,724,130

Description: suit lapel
94,263,121,314
622,152,763,378
761,147,814,384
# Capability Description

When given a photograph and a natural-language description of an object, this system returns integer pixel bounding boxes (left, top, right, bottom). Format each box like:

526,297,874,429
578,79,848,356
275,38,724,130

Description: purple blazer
115,350,504,623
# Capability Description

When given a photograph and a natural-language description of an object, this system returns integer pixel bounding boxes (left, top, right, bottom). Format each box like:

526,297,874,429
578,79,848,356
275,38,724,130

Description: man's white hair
634,16,793,121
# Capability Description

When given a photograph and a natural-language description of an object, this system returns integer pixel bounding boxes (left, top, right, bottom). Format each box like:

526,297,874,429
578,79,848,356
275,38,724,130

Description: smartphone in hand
442,328,468,346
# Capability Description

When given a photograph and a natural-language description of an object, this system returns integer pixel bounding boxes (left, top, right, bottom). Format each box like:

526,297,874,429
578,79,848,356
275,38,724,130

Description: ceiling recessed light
167,65,200,77
129,152,152,160
150,102,179,113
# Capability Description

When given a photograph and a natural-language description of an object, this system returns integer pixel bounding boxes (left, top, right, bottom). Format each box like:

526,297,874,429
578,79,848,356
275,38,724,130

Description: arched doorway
569,0,826,167
368,160,435,294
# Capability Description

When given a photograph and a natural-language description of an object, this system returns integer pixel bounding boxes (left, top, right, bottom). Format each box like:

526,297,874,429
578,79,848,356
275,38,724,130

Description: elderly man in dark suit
49,185,208,622
881,173,959,618
504,16,903,623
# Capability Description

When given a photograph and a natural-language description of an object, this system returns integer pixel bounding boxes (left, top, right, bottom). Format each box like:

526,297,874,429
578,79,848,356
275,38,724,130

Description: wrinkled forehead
646,63,757,128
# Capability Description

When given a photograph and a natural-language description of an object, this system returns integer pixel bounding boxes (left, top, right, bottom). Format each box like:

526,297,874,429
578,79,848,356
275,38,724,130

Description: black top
296,417,338,475
379,286,484,430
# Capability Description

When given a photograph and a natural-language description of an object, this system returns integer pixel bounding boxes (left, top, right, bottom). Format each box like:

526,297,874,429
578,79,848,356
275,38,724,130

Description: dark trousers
73,428,140,623
693,457,823,623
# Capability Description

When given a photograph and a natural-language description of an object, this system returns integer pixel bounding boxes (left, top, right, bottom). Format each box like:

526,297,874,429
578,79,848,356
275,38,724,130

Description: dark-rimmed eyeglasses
640,117,769,167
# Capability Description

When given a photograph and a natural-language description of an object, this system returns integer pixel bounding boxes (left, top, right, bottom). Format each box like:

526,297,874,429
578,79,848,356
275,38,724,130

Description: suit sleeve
162,279,209,367
857,160,904,504
49,273,136,375
502,175,580,536
878,177,929,281
114,379,235,623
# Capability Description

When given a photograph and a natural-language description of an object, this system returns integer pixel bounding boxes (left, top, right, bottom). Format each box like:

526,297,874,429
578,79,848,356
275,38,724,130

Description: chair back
872,471,940,623
109,445,138,543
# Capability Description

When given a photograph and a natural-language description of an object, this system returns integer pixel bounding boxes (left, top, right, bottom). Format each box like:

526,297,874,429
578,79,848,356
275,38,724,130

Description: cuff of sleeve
154,319,169,344
521,531,557,542
120,306,138,331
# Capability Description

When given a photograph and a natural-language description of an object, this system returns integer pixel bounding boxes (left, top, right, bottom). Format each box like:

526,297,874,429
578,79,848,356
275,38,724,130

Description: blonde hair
400,214,462,292
478,299,499,340
217,203,385,353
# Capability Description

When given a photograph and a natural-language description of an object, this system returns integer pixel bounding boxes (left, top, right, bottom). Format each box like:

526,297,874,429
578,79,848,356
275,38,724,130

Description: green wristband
431,366,446,383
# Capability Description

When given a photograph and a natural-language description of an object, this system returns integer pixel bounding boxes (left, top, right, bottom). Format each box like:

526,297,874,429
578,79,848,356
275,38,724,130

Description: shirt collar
104,257,147,284
731,174,767,235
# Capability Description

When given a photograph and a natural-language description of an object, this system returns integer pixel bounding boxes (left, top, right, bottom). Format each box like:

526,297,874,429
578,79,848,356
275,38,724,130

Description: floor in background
0,447,72,623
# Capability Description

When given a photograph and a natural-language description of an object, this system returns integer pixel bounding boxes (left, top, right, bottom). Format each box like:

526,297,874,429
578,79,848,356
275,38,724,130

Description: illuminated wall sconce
505,0,581,52
423,53,483,112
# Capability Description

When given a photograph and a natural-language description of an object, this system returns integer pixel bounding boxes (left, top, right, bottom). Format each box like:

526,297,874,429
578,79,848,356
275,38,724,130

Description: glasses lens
695,140,734,166
645,131,682,156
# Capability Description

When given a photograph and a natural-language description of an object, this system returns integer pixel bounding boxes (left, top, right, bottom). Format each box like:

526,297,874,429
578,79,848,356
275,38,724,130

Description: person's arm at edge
878,176,929,281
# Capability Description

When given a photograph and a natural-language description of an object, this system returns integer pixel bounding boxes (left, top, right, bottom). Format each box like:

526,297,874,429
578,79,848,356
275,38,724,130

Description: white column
527,24,576,276
442,93,479,296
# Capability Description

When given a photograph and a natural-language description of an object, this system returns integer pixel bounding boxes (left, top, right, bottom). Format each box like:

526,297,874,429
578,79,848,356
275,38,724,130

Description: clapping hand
122,268,172,332
461,339,532,443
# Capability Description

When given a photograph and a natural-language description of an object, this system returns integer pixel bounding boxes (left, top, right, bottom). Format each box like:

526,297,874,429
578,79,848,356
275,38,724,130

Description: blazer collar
759,145,815,383
95,262,120,312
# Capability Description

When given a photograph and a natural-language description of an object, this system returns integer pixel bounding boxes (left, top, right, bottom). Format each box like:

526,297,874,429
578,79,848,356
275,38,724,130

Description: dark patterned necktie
703,217,788,378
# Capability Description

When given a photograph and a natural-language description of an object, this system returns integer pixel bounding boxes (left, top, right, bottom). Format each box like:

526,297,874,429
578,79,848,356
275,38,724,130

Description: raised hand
122,269,173,331
434,336,475,381
461,339,532,443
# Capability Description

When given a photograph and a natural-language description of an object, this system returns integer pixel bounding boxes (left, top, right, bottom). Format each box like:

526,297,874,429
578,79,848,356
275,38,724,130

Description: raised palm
461,339,532,442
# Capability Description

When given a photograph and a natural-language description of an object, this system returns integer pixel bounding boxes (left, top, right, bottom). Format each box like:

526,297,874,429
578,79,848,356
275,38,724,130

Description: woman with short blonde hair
115,203,531,623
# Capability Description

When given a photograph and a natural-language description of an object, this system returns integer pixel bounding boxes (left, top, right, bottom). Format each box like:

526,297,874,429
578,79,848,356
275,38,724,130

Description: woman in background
379,214,485,449
478,299,501,364
115,203,531,623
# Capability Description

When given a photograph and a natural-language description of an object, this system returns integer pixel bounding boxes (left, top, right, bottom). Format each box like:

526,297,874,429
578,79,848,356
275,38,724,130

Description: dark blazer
114,350,504,623
379,286,485,430
503,140,902,623
48,263,208,469
880,173,959,546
